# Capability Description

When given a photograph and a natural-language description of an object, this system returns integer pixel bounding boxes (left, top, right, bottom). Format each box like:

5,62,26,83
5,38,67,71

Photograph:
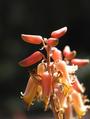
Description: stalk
46,45,63,119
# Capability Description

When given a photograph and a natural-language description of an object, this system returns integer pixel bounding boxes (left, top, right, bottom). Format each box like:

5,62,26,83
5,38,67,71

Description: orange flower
55,60,70,85
19,27,90,119
21,76,38,108
41,72,53,110
71,90,88,118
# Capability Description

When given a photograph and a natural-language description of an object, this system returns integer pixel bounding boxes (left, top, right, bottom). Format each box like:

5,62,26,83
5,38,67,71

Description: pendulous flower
19,27,90,119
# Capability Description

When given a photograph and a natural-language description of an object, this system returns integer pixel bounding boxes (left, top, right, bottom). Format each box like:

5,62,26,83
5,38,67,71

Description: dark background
0,0,90,118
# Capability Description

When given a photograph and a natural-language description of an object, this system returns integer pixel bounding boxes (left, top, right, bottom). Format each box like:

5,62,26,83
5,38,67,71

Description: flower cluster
19,27,90,119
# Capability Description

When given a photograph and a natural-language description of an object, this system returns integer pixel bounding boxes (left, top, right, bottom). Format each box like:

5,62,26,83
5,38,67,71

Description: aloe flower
19,27,90,119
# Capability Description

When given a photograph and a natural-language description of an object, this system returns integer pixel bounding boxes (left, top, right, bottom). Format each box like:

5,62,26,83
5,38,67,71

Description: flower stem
50,95,64,119
50,95,59,119
46,46,51,74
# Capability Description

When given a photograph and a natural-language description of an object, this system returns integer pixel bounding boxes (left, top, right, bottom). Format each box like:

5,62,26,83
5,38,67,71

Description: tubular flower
21,76,39,108
19,27,90,119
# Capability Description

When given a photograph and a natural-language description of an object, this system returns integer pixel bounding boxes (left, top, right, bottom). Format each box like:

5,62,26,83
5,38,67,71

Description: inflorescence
19,27,90,119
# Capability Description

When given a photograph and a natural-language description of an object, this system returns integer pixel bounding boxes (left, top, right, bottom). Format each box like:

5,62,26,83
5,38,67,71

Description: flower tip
21,34,26,38
88,59,90,63
21,34,25,36
21,34,28,41
18,60,29,67
20,92,24,96
18,61,24,67
64,26,67,33
20,92,24,99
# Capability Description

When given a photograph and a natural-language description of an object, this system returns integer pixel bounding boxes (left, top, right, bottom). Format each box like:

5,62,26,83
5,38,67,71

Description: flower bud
71,59,89,67
21,34,43,44
19,51,44,67
63,45,76,60
51,27,67,38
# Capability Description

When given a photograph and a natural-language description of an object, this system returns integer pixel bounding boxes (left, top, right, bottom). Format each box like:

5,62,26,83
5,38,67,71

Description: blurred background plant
0,0,90,119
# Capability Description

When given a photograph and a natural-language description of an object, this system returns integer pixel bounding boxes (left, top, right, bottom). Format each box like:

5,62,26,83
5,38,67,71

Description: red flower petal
19,51,45,67
21,34,43,44
51,27,67,38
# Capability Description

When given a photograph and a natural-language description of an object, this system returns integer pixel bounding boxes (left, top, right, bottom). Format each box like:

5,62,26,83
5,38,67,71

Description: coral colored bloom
55,60,70,85
71,90,88,118
41,72,52,110
19,27,90,119
21,76,38,108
